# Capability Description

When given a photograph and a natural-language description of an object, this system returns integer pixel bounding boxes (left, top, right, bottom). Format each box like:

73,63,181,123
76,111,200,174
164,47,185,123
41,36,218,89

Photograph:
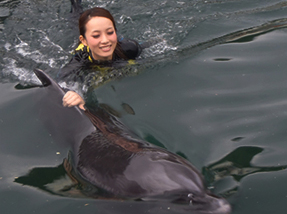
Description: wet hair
79,7,128,60
79,7,116,37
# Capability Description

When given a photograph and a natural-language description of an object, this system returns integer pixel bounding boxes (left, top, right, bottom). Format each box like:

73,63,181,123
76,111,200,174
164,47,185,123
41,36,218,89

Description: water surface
1,0,287,213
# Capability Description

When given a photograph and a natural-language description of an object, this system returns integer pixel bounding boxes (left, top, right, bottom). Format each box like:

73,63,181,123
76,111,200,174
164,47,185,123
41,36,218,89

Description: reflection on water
14,164,85,198
177,18,287,62
203,146,287,197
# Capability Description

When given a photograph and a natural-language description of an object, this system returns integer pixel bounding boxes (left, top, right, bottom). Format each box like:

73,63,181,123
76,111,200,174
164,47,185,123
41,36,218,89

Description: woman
60,7,143,110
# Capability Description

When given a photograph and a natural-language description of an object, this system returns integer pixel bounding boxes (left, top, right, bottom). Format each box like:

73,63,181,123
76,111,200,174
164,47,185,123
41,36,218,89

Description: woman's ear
79,35,87,46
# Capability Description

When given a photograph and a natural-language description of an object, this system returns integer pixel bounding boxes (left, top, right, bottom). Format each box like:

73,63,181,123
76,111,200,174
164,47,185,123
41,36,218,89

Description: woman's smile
100,45,112,52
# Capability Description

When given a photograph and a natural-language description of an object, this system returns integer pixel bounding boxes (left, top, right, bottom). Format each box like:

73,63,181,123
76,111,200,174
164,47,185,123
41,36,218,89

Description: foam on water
1,57,40,85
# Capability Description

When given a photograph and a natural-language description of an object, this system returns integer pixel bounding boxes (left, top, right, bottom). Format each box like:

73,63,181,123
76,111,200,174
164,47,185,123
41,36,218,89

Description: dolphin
33,68,231,214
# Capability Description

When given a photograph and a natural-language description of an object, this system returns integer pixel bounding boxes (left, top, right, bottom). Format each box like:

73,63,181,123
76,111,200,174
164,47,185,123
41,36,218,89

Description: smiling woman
78,7,133,62
58,7,143,81
58,6,144,110
80,16,118,61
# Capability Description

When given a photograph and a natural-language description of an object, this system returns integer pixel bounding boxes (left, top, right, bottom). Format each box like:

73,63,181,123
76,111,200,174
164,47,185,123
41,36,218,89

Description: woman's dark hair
79,7,128,60
79,7,117,37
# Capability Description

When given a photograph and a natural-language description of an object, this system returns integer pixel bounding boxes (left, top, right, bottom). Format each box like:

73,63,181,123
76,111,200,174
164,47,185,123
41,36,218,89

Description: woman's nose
101,34,109,43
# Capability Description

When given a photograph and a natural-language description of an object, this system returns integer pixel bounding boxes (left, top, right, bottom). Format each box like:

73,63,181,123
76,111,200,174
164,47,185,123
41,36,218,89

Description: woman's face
80,17,117,61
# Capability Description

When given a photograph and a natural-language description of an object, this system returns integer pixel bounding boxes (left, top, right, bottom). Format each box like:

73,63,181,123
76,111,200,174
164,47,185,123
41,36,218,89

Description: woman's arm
62,91,86,110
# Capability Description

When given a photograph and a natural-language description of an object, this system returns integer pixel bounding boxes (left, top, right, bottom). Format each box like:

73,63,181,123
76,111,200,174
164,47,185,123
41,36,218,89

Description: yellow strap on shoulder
75,43,85,51
128,60,136,65
74,44,93,62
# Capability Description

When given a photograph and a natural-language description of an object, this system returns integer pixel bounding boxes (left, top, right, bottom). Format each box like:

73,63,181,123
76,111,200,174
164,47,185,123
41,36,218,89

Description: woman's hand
62,91,85,110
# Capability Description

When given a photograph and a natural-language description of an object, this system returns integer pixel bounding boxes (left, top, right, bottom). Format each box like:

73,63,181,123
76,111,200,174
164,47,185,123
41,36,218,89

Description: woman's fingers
63,93,79,107
62,91,85,109
64,91,83,107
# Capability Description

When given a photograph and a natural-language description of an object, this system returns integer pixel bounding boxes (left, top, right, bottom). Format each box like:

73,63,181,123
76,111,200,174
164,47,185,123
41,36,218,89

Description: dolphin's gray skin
33,69,231,214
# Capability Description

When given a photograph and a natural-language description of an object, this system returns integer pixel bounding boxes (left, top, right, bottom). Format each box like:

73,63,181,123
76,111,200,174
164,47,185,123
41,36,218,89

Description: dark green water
1,0,287,213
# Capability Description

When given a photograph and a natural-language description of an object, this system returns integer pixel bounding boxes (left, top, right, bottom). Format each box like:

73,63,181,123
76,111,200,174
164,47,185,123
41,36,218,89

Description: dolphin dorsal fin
33,69,52,87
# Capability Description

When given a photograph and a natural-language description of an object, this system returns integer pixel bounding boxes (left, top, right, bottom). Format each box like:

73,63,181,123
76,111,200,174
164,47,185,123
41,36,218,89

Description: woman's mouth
100,45,112,52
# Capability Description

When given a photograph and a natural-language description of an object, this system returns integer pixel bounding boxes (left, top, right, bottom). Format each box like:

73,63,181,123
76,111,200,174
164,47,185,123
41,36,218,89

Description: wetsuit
57,37,142,82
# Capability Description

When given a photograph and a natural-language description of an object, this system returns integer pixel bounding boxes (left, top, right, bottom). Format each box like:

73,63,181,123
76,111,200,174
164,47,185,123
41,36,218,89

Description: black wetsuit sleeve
118,38,143,59
57,57,80,80
56,50,89,82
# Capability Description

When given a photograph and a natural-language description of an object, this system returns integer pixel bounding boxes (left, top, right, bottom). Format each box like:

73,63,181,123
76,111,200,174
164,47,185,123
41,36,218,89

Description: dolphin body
33,69,231,214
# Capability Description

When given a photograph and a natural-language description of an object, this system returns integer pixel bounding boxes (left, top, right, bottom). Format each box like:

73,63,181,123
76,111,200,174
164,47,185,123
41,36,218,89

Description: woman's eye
92,35,100,39
107,31,114,35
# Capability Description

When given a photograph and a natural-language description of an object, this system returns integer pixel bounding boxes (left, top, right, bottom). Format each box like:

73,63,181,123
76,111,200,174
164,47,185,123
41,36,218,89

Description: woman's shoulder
117,37,142,60
56,44,92,80
73,44,93,62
